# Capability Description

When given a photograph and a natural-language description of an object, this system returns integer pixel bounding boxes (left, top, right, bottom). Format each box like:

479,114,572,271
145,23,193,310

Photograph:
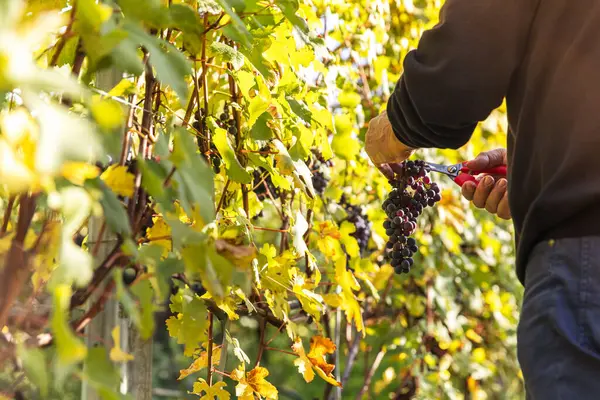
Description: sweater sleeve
387,0,538,149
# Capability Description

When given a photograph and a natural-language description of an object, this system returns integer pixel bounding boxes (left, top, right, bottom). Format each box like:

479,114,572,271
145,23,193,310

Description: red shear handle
454,165,508,187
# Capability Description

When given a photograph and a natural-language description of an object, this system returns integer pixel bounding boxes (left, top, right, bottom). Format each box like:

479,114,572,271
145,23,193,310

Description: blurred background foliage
0,0,522,399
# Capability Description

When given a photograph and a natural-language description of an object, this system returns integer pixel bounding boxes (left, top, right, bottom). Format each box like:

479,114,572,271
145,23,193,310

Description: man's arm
387,0,539,149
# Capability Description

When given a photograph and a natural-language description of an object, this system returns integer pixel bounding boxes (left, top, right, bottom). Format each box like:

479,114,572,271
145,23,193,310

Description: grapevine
0,1,521,399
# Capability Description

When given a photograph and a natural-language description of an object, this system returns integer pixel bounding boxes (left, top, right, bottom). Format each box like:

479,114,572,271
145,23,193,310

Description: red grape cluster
383,160,441,274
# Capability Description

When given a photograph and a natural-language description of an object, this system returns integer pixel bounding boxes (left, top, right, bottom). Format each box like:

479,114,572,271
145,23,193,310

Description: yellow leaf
100,164,135,197
146,216,171,257
465,329,483,344
215,296,240,321
472,348,486,363
334,257,364,334
322,293,342,308
91,96,124,129
179,344,221,380
291,338,315,383
60,161,100,186
192,379,231,400
291,336,341,387
109,326,134,362
231,365,278,400
0,139,37,194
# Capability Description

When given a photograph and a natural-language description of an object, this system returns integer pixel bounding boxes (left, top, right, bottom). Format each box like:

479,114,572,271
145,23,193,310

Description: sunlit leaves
291,336,341,387
231,365,278,400
171,128,215,223
179,343,221,380
124,22,191,101
209,42,245,70
100,165,135,198
214,0,253,49
211,123,252,184
192,379,231,400
166,290,209,357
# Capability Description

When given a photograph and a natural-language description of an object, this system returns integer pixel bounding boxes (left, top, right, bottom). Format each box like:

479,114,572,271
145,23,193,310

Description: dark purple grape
383,220,391,229
409,245,418,253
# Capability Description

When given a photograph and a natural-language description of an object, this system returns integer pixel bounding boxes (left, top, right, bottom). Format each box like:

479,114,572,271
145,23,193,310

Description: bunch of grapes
383,160,442,274
310,149,333,196
341,195,372,254
193,108,229,174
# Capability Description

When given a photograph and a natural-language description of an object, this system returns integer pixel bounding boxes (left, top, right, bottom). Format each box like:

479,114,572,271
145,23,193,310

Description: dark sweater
387,0,600,284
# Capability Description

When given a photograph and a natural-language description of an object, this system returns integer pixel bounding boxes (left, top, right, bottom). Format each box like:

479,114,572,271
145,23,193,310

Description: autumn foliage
0,1,522,399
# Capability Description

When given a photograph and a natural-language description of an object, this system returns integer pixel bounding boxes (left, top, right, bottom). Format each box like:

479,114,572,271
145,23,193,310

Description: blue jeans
518,237,600,399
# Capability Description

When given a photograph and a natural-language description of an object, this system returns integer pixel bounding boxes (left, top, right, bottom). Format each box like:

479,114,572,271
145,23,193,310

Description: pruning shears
424,161,507,187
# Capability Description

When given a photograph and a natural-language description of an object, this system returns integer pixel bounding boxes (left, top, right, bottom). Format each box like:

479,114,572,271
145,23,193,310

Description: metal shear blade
424,162,463,178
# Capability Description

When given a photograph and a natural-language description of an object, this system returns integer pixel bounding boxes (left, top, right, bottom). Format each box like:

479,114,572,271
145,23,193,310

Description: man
365,0,600,398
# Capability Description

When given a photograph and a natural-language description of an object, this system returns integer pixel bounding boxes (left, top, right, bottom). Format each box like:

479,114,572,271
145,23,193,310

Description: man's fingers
466,148,507,170
389,163,405,176
472,176,495,208
497,191,512,220
376,163,395,180
461,181,477,201
484,178,507,214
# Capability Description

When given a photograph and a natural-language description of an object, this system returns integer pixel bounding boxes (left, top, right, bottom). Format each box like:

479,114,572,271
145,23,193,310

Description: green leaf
275,0,309,34
51,285,87,388
247,95,270,127
208,42,244,70
166,290,209,356
238,43,273,78
170,128,215,224
235,70,256,100
17,346,48,397
137,158,176,213
169,4,202,34
130,279,155,339
85,179,132,237
85,347,120,393
116,0,167,28
250,112,273,140
286,97,312,124
124,22,191,101
111,38,144,76
209,120,252,184
156,257,185,299
214,0,253,49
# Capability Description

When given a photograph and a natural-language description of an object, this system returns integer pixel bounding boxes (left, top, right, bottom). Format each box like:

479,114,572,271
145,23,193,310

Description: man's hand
461,148,511,220
365,111,416,179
